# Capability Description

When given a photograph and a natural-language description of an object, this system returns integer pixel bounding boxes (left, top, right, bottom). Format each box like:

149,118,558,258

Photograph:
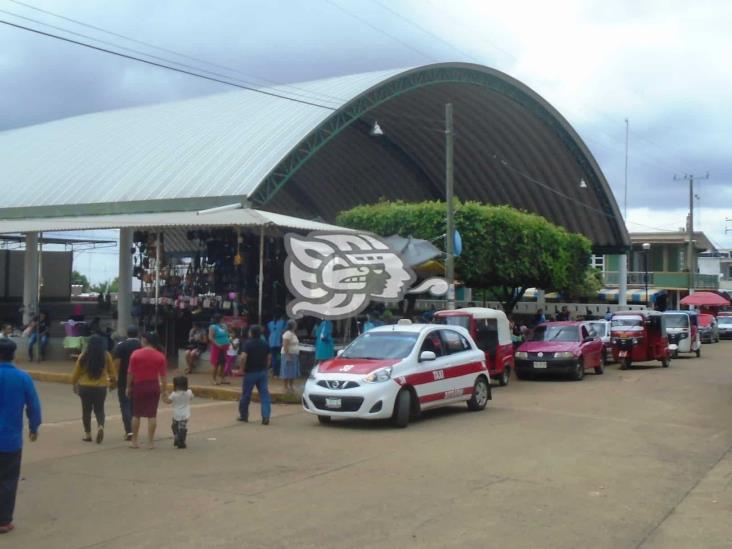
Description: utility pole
624,118,629,220
674,173,710,294
445,103,455,310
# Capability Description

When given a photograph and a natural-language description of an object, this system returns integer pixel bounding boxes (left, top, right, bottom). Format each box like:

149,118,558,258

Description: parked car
303,324,491,428
587,320,613,362
514,321,605,381
434,307,515,386
718,315,732,339
699,313,720,343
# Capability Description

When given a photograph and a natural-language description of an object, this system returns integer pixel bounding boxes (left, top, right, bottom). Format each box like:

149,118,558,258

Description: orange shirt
129,347,167,383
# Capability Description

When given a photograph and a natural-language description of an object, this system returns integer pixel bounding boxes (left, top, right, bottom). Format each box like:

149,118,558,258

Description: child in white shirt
225,329,240,377
164,376,193,449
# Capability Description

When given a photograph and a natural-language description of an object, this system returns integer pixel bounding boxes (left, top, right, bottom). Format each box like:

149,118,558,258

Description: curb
25,370,300,404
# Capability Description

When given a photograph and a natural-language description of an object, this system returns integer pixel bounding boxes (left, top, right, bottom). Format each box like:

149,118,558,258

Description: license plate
618,350,628,357
325,397,342,409
533,361,547,368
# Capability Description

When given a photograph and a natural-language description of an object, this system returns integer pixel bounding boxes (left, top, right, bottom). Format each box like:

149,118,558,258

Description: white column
117,228,133,337
536,289,546,314
22,232,39,325
618,254,628,307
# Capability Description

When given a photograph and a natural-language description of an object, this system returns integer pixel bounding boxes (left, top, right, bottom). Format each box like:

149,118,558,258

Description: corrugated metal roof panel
0,68,406,210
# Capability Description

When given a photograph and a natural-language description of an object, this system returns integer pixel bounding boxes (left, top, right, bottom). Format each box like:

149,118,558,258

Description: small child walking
225,328,240,377
163,376,193,449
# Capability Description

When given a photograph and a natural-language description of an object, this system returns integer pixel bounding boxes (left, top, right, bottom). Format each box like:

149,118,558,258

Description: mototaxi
434,307,514,386
662,310,701,358
610,310,671,369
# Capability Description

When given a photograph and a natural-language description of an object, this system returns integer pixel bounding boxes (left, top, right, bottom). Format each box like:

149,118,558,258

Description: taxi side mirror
419,351,437,362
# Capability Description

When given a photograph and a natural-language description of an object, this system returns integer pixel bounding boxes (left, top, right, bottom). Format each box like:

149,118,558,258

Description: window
440,329,471,354
420,331,445,357
590,254,605,271
341,332,418,360
581,326,590,340
531,325,580,342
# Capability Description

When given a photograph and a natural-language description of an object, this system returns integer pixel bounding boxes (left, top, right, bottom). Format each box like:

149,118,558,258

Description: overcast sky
1,0,730,282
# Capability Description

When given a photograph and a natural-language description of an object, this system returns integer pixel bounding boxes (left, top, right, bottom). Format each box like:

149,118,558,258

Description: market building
0,62,630,355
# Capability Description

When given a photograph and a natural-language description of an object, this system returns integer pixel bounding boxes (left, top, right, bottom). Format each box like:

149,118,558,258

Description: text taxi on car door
303,322,491,428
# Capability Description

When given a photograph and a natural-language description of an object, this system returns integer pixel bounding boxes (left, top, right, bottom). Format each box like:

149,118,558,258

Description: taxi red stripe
397,361,485,387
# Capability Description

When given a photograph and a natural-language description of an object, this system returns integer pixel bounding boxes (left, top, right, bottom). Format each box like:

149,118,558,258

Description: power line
323,0,435,61
369,0,480,63
7,0,349,106
0,18,338,111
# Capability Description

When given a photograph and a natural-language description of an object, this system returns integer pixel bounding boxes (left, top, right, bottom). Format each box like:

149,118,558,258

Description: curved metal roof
0,62,629,250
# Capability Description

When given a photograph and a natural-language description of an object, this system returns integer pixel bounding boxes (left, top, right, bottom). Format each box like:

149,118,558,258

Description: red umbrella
680,291,731,307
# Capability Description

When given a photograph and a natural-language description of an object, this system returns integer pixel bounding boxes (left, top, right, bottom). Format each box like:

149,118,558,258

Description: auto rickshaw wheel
620,357,632,370
498,366,510,386
594,355,605,375
662,356,670,368
672,350,679,359
695,346,701,358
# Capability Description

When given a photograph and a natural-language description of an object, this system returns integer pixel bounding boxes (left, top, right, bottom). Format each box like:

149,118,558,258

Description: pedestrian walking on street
127,332,168,449
163,376,193,448
267,312,287,378
280,320,300,394
71,334,116,444
112,325,141,441
208,314,230,385
237,325,272,424
0,338,41,534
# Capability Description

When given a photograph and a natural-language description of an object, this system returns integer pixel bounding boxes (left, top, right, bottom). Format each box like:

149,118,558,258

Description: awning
598,288,667,304
0,208,351,235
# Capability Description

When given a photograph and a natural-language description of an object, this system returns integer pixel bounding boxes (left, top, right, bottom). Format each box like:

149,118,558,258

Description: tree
90,277,119,295
71,270,91,291
336,200,595,314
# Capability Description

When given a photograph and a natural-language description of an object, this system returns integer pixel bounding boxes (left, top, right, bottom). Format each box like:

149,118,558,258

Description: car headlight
554,351,574,359
308,366,319,380
363,367,393,383
515,351,528,359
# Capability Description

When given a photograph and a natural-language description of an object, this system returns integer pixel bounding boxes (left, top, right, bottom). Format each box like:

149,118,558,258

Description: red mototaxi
434,307,515,386
610,310,671,369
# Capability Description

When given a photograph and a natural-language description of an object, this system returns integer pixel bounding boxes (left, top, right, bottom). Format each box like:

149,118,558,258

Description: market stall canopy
0,208,353,235
680,291,731,307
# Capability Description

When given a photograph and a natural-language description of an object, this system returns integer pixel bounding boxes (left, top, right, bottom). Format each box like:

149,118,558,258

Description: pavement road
7,341,732,548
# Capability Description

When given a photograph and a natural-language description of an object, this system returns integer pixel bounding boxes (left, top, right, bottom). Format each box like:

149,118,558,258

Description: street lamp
642,242,651,307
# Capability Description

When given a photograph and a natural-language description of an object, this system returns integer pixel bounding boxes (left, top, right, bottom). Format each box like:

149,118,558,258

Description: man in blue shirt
0,338,41,534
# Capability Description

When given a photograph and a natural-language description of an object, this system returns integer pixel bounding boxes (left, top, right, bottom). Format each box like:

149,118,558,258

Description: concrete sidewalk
17,357,305,404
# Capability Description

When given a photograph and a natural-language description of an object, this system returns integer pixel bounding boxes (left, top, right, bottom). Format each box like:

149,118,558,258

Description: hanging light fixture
370,120,384,136
579,179,588,189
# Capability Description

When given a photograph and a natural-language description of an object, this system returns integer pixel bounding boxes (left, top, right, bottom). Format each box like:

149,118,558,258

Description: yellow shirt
71,352,116,387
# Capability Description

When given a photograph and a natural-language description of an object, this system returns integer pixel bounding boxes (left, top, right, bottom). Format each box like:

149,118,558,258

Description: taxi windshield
612,316,643,330
435,315,470,330
340,332,418,360
665,314,689,329
531,325,579,342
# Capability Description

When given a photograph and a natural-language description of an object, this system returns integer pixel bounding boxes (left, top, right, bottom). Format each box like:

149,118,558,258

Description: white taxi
302,323,491,428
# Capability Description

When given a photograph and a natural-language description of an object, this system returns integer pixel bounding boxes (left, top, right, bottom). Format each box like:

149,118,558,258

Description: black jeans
0,450,22,525
79,386,107,433
117,386,132,434
171,419,188,448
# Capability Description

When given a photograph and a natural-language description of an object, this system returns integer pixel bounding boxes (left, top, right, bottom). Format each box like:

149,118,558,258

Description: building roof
629,232,716,251
0,63,629,250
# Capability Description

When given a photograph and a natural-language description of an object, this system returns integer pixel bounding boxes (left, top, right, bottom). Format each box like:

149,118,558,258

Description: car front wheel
467,377,490,411
572,360,585,381
392,389,411,428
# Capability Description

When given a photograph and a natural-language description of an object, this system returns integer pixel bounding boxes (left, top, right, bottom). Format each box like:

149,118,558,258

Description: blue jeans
28,333,48,360
239,370,271,420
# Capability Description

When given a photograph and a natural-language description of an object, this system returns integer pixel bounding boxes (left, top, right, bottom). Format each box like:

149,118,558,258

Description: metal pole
154,232,161,329
688,175,694,294
644,251,648,306
258,225,264,325
445,102,455,310
36,232,43,363
624,118,629,220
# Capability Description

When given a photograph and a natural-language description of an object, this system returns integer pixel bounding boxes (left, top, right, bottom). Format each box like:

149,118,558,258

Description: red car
514,321,605,381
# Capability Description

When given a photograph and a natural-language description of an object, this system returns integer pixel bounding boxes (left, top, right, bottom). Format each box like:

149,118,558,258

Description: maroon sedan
514,322,605,381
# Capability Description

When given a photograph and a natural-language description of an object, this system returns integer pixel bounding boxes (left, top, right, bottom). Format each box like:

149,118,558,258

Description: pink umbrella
680,291,731,307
